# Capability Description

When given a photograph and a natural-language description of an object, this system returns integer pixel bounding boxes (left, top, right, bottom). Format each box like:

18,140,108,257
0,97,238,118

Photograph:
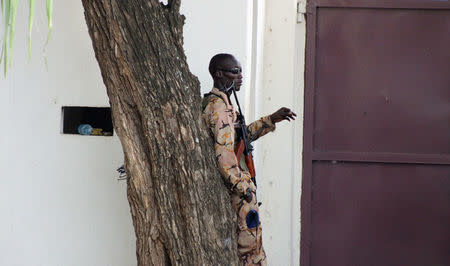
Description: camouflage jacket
202,87,276,196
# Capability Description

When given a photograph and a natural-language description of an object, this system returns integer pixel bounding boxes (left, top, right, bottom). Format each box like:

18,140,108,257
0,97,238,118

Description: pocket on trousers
237,227,258,255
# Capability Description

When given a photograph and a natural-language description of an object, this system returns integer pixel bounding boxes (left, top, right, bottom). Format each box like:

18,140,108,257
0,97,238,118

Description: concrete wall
0,2,135,266
0,0,305,265
254,0,305,265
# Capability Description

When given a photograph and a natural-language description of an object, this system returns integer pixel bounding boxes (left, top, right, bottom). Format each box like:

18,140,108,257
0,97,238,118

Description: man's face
218,58,243,91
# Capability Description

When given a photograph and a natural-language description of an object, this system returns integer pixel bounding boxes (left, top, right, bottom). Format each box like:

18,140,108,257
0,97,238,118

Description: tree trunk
81,1,239,265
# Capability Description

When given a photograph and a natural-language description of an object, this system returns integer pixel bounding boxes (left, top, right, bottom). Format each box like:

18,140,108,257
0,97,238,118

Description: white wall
254,0,306,265
0,2,136,266
0,1,253,266
182,1,253,107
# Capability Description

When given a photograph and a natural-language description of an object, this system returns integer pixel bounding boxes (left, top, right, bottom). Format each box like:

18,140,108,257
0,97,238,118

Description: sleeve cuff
262,115,276,132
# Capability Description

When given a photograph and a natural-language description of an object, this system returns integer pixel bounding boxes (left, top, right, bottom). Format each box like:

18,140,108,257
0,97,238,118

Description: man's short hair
209,53,235,77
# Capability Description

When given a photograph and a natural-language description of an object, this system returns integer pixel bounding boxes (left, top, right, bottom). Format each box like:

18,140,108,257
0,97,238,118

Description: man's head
209,53,243,92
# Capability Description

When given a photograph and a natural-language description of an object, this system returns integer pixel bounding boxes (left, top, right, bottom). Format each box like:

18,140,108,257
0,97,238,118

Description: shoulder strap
202,92,224,111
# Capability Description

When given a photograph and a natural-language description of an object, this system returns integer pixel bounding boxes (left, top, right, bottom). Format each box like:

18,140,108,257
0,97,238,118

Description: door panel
311,162,450,266
301,1,450,266
313,8,450,154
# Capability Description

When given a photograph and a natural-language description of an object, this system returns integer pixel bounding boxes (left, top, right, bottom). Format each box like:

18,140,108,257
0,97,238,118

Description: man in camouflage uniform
202,54,296,265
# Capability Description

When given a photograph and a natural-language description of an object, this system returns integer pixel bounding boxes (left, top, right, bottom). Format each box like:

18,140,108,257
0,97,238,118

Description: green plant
1,0,53,76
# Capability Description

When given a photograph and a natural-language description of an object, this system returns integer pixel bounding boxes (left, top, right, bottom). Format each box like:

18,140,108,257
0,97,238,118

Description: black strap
203,92,222,98
202,92,224,111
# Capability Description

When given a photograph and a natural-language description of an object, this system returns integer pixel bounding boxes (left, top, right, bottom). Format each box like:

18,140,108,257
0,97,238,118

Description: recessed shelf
61,106,113,136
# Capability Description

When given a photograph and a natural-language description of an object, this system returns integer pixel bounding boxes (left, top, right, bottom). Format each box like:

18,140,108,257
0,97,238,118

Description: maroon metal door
301,1,450,265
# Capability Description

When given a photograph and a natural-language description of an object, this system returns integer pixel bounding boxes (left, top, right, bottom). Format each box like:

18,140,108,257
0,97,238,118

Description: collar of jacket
211,87,233,107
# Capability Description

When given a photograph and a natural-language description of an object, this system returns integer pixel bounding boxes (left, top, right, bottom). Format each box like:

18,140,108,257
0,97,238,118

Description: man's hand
270,107,297,124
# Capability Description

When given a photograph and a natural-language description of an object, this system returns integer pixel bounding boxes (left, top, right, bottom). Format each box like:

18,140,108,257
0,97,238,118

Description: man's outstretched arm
246,107,297,142
246,116,276,142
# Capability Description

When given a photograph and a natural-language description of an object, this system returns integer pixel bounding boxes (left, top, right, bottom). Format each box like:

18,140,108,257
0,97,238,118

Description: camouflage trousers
231,188,267,266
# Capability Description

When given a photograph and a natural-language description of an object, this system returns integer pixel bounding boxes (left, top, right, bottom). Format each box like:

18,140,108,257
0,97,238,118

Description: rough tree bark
81,0,239,265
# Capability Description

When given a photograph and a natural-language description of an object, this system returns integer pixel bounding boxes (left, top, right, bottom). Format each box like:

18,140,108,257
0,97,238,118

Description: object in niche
78,124,93,135
91,128,103,136
62,106,113,136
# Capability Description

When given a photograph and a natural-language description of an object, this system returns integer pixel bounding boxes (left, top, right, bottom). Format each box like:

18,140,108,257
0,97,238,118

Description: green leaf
42,0,53,71
28,0,35,61
45,0,53,44
9,0,18,67
2,0,11,76
1,0,54,76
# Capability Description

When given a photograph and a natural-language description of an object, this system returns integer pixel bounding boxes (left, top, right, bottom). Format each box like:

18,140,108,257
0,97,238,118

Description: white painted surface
0,1,252,265
183,0,253,108
254,0,305,265
0,1,305,265
0,2,135,266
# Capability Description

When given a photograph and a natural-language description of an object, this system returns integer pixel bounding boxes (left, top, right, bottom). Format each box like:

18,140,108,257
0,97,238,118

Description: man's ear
215,70,223,78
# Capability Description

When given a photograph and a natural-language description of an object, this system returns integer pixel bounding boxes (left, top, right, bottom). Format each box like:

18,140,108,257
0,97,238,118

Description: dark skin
212,56,297,124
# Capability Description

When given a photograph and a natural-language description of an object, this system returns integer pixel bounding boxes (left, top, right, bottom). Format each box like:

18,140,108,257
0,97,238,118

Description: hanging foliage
0,0,53,76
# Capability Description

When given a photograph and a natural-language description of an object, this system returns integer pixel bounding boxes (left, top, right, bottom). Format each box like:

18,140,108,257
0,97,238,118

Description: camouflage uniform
203,87,275,265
